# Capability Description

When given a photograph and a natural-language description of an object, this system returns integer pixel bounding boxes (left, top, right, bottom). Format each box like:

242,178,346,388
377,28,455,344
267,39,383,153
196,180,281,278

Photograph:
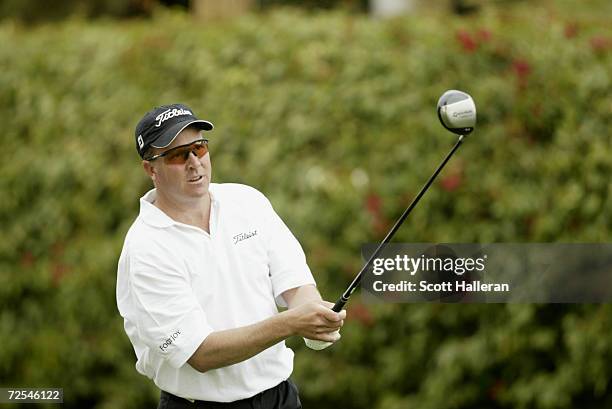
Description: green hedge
0,3,610,408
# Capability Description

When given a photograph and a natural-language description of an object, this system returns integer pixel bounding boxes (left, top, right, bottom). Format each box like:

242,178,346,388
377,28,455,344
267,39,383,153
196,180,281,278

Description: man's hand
285,301,345,342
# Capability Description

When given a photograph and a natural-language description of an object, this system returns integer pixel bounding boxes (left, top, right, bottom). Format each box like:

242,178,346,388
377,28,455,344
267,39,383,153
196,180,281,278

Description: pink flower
440,173,462,192
365,193,389,235
564,23,579,39
590,36,611,53
477,29,492,43
365,193,382,216
456,29,478,53
512,59,531,78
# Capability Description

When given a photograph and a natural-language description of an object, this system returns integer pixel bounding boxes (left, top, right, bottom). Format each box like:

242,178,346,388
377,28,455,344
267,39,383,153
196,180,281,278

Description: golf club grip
332,298,346,312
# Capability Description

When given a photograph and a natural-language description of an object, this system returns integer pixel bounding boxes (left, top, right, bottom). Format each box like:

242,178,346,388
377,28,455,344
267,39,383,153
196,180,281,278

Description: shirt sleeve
260,197,316,307
126,246,214,368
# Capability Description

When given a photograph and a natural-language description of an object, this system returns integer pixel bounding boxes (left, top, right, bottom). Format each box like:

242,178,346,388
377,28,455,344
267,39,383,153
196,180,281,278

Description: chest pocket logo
233,230,258,245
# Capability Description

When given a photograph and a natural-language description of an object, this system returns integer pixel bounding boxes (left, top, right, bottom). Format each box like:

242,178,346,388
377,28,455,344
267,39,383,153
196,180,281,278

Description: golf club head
437,90,476,136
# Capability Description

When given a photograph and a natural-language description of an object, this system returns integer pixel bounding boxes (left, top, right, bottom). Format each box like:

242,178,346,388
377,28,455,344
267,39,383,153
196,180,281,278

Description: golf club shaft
332,135,465,312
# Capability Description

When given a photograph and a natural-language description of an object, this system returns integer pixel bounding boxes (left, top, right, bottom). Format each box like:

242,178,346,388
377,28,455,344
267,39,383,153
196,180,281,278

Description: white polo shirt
116,183,315,402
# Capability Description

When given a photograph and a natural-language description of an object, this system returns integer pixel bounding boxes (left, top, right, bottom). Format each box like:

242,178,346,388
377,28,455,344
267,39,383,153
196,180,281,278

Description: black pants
157,380,302,409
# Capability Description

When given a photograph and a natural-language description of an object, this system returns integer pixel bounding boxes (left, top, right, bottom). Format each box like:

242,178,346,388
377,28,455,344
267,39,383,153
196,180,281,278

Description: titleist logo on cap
155,108,193,127
134,103,213,158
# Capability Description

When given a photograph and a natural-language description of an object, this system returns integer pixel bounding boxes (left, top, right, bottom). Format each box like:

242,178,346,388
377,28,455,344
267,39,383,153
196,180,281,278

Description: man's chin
184,182,210,197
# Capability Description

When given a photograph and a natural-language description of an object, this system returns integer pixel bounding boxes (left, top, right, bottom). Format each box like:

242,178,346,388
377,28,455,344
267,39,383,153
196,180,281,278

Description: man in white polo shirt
116,104,345,409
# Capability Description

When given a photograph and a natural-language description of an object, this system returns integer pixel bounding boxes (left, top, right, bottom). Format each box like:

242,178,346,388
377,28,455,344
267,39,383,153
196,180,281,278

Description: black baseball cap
135,103,214,158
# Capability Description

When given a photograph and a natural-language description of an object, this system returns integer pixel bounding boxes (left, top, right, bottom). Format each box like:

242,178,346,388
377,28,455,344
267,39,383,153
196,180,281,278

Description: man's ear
143,160,156,182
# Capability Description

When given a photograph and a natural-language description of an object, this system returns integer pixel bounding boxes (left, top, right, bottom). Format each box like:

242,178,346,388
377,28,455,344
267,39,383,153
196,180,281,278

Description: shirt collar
139,189,175,228
138,187,219,229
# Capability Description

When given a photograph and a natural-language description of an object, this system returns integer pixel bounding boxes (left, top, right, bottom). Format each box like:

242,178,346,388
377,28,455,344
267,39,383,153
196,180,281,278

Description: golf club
305,90,477,350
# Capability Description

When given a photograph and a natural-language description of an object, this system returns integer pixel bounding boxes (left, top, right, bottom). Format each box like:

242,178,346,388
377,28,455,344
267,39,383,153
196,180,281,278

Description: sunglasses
145,139,209,165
